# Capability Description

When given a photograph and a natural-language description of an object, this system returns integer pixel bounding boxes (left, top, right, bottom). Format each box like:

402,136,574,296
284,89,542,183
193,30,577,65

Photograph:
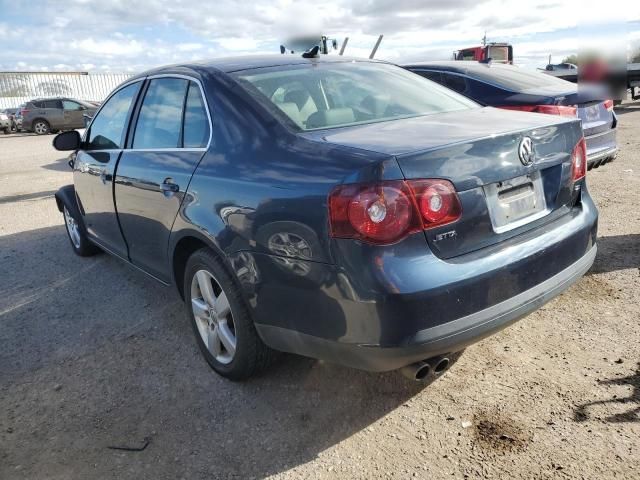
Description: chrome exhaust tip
400,354,452,383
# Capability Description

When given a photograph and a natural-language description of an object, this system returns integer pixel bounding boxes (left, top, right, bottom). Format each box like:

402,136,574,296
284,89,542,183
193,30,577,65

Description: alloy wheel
190,270,236,364
34,122,48,134
63,207,81,249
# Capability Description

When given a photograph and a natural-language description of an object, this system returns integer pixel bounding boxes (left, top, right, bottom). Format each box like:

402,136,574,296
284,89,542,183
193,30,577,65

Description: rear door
73,81,142,259
114,76,211,282
62,99,86,128
42,99,64,129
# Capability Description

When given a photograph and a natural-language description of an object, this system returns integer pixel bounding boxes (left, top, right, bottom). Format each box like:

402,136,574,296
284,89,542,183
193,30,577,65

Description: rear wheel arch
171,233,230,299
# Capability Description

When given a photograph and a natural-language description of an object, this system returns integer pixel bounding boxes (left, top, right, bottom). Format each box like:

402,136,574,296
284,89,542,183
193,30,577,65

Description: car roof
129,55,388,81
403,60,517,75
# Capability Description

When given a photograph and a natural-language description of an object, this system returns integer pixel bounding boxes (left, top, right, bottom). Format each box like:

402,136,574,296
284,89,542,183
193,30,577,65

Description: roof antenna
302,45,320,58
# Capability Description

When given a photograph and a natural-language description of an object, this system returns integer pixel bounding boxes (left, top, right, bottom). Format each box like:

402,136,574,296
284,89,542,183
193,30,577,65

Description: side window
415,70,443,84
63,100,83,110
32,101,44,108
87,82,141,150
441,73,467,94
44,100,62,109
182,81,210,148
133,78,188,149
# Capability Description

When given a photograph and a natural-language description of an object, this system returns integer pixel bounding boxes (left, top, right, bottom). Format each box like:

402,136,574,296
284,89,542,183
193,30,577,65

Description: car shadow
41,156,73,172
613,100,640,115
0,225,450,479
574,362,640,423
589,234,640,275
0,189,59,205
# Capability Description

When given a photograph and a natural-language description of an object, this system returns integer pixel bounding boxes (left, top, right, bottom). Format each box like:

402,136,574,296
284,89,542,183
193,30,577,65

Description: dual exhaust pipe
400,354,452,382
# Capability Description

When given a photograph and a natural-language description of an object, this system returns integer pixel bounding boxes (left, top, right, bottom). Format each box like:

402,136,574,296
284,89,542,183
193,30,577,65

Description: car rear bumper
257,243,596,371
585,127,617,167
247,187,598,371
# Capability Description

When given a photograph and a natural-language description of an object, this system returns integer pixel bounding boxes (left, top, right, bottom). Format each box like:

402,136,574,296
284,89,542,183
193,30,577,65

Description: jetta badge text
518,136,534,166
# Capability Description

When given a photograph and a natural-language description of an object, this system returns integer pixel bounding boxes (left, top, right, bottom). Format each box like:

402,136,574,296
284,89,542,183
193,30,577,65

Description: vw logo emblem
518,137,534,166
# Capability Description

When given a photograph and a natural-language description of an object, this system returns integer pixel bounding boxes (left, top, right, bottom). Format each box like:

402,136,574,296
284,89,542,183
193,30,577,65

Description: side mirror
53,130,81,151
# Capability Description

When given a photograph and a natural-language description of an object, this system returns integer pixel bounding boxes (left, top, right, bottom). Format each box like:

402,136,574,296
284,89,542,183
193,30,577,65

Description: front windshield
233,61,477,131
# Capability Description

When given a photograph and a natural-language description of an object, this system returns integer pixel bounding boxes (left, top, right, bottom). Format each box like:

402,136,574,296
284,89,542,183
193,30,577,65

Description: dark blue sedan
404,61,618,170
53,55,597,381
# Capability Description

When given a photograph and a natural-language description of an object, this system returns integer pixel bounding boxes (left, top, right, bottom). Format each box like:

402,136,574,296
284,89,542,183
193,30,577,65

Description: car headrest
284,90,311,110
276,102,303,127
305,108,356,129
360,94,391,117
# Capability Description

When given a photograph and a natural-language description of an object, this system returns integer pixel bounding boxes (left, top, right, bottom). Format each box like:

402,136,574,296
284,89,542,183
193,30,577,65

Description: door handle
160,178,179,194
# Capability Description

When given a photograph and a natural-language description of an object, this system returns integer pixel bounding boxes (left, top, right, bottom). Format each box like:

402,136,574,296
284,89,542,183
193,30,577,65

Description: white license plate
484,172,549,233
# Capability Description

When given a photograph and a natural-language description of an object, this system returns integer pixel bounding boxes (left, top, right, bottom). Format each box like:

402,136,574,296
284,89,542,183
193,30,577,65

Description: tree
561,54,578,65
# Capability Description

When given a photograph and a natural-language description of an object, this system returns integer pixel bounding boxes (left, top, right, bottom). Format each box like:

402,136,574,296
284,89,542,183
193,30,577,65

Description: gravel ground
1,103,639,480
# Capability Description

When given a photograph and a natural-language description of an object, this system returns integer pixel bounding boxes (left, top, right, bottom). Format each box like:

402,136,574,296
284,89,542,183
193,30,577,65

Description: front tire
33,119,50,135
184,248,276,380
63,206,99,256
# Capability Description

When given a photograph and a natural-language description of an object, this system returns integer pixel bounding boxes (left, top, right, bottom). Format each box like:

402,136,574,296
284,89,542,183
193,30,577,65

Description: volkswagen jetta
53,56,597,381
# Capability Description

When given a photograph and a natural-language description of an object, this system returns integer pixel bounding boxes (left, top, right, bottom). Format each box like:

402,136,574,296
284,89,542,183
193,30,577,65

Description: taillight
499,105,577,117
409,179,462,226
20,109,29,115
328,179,462,245
571,137,587,182
603,99,614,112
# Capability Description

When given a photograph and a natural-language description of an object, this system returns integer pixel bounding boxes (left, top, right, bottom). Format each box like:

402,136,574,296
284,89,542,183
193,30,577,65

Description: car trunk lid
304,107,584,259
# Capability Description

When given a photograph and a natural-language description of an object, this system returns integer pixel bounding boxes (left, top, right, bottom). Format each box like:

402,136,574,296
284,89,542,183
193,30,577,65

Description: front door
73,81,142,259
115,77,211,282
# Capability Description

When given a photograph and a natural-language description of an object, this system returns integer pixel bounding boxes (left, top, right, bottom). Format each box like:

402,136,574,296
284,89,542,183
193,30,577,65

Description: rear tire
184,248,276,380
63,206,99,256
33,119,50,135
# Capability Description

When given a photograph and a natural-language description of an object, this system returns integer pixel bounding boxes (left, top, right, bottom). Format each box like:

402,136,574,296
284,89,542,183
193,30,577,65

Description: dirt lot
1,103,639,480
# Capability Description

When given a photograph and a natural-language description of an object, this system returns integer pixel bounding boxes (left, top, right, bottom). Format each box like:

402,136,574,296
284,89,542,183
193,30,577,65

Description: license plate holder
484,171,549,233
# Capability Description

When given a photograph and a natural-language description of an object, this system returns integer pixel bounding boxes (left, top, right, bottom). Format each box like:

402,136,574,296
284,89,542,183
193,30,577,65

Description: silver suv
22,98,97,135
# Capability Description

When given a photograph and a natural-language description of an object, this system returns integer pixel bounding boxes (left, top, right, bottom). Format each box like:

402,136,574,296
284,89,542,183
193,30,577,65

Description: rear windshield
233,62,477,131
466,65,575,91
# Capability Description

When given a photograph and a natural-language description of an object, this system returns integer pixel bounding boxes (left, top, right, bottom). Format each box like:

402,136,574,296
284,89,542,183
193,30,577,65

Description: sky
0,0,638,73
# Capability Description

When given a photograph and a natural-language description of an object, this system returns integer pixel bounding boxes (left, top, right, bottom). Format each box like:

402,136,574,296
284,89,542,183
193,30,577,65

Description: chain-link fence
0,72,133,109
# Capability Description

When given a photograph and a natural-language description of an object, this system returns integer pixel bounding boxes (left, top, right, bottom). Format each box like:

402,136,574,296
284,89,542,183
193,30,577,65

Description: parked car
404,61,618,169
21,97,97,135
11,105,25,132
2,108,18,132
0,111,11,134
545,62,578,71
53,56,597,381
